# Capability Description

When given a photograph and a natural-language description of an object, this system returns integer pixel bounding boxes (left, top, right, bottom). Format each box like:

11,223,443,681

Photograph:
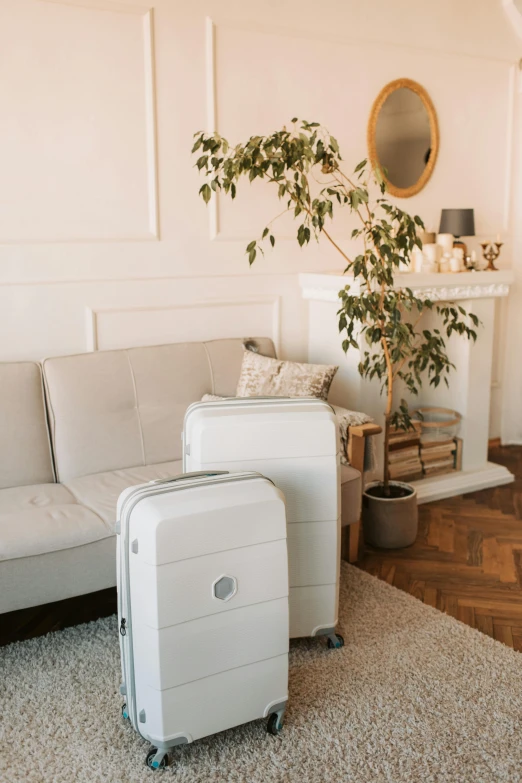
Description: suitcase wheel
326,633,345,650
267,712,284,736
121,703,129,720
145,748,169,770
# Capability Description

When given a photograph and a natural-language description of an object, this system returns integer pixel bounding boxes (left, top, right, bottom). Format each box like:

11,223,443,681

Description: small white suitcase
117,471,289,770
183,398,343,647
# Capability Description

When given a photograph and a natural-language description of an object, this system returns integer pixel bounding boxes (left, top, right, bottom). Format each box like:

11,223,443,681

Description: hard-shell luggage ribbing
117,471,289,769
183,399,344,648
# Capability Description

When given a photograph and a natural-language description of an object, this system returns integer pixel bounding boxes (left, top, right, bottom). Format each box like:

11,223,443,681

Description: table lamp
439,208,475,256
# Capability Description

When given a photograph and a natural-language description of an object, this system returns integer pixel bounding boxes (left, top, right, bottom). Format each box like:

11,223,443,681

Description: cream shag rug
1,564,522,783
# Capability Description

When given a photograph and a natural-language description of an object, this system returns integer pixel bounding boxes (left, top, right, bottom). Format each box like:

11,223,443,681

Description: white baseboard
411,461,515,505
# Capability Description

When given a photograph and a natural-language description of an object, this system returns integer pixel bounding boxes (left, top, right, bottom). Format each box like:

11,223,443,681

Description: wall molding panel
40,0,151,14
208,15,518,66
1,1,159,244
205,17,219,240
206,16,517,244
503,62,517,232
142,8,160,239
85,297,282,352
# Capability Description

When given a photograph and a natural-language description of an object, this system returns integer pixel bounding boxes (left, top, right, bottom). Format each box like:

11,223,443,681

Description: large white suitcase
183,398,343,647
117,471,289,770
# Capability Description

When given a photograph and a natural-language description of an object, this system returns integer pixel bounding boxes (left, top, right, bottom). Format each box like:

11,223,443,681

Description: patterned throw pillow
236,350,338,401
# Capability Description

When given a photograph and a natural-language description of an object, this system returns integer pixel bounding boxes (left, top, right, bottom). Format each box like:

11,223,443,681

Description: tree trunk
383,413,391,497
380,333,394,497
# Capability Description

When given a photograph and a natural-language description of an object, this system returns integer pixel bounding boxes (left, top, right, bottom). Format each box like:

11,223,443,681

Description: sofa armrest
347,423,382,474
344,422,382,563
349,422,383,439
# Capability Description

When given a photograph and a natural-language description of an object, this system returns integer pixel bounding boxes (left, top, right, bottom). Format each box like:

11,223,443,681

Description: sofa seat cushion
0,484,111,561
64,460,183,527
0,483,74,513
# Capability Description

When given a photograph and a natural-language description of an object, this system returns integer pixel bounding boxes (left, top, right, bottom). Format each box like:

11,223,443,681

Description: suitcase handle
149,471,229,486
202,395,330,404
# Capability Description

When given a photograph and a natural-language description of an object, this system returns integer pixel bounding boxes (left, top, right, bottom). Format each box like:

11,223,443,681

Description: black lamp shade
439,208,475,238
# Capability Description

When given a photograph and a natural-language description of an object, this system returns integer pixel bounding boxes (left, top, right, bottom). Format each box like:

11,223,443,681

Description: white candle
496,233,501,243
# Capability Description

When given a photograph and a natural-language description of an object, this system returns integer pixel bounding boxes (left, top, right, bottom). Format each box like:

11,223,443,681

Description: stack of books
420,437,459,477
388,422,423,482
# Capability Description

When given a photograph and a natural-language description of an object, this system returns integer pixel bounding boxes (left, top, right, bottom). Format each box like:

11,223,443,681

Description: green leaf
270,235,275,247
199,183,211,204
262,227,269,239
248,249,256,265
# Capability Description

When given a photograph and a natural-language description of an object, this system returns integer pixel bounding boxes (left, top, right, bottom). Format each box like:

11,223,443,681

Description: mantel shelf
300,269,515,303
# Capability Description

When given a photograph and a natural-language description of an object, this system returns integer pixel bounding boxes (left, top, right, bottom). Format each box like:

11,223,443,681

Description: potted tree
192,120,479,548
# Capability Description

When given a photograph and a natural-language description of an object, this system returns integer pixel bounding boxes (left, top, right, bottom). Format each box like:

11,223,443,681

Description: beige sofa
0,337,362,614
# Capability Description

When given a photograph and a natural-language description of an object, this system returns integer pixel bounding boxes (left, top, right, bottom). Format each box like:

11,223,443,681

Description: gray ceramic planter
362,480,418,549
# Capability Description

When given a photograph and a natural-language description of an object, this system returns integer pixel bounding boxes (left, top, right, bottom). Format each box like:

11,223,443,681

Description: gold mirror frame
367,78,439,199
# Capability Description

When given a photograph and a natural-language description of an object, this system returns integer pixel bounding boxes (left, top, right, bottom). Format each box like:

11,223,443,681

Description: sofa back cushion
0,362,55,488
43,337,275,482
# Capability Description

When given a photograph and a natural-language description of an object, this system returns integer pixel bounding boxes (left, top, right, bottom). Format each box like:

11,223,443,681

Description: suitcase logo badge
213,574,237,602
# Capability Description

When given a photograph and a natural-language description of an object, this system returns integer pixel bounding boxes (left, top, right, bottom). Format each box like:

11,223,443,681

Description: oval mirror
368,78,439,198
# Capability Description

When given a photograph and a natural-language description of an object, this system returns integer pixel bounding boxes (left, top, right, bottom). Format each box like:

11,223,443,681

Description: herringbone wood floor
359,444,522,652
1,445,521,649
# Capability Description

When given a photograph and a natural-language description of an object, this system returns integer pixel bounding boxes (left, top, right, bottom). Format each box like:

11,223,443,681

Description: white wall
0,0,520,437
501,1,522,444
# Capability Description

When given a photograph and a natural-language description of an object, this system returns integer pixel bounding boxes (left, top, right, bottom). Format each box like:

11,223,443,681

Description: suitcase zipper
117,471,271,738
148,471,228,486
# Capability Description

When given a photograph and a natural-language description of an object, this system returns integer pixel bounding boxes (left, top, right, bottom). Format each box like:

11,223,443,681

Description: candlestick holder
480,242,502,271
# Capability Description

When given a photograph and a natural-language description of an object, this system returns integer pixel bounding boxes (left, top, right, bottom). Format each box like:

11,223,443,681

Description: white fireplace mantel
299,269,515,504
300,269,514,303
